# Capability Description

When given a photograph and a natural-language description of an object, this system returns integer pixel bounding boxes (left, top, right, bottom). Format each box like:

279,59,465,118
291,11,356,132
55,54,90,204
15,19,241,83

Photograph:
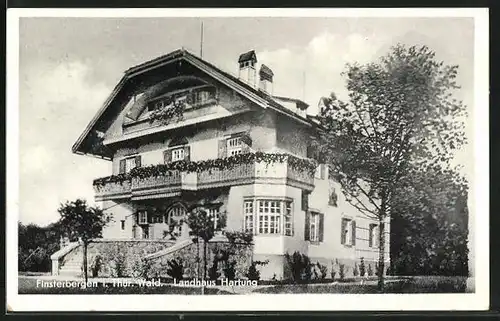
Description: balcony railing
93,154,315,201
94,180,131,201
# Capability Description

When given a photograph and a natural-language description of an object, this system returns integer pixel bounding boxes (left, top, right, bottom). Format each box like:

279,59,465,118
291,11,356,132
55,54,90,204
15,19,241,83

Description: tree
315,44,466,290
57,199,112,283
390,165,468,276
18,221,62,272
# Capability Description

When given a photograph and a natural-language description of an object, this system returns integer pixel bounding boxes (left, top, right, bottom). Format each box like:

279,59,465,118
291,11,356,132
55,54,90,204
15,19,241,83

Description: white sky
18,17,474,226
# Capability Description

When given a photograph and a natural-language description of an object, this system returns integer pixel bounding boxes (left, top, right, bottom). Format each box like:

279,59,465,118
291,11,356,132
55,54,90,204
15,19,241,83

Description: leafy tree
18,221,61,272
57,199,112,283
186,206,226,280
315,44,466,290
390,165,468,276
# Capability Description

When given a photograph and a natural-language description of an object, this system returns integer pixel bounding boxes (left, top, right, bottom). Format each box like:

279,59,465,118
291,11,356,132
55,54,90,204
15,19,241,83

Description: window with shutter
121,155,140,174
341,218,353,245
227,137,243,156
171,147,185,162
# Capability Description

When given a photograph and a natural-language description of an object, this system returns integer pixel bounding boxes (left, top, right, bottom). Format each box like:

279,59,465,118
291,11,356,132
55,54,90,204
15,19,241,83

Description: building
56,48,389,280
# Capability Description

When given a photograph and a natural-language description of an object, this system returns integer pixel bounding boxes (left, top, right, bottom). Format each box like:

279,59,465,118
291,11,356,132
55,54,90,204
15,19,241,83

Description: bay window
244,199,293,236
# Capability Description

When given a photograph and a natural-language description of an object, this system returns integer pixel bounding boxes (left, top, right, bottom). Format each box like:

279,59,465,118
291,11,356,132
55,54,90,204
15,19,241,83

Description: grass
253,276,467,294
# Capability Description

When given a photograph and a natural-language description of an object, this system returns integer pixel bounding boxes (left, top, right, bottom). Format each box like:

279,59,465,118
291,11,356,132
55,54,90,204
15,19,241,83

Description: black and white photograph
6,8,489,311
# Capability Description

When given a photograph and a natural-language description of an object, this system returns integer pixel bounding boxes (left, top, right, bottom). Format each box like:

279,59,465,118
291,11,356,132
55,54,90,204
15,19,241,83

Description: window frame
227,137,243,157
171,147,185,162
243,200,254,234
309,212,320,242
341,217,354,246
124,156,137,173
138,211,148,225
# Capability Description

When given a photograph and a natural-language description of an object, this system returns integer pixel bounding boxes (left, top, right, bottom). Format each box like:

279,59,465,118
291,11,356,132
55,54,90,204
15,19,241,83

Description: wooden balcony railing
94,180,131,201
93,155,315,201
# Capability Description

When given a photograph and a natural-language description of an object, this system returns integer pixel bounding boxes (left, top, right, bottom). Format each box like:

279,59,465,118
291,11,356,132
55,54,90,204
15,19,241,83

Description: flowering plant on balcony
93,152,317,187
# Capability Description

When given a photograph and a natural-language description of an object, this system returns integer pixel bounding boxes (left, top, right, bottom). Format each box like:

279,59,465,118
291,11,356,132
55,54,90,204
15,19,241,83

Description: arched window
165,203,187,237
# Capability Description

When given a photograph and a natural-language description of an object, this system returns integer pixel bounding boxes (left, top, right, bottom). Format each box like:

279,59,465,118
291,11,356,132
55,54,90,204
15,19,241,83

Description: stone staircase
58,254,83,277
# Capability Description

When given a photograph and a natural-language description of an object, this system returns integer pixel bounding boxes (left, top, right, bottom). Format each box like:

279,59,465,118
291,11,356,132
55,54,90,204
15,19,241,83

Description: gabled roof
72,48,314,159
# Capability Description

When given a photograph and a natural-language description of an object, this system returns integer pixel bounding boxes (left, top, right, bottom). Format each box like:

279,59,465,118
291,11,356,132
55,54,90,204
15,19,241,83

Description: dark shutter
135,155,142,168
369,225,373,248
341,218,347,244
164,149,172,164
218,139,227,158
352,220,356,246
119,159,126,174
183,145,191,161
318,213,325,242
304,211,310,241
301,190,309,211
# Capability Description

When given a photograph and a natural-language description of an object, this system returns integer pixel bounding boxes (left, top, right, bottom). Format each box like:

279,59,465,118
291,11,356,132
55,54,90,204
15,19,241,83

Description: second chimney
259,64,274,94
238,50,257,87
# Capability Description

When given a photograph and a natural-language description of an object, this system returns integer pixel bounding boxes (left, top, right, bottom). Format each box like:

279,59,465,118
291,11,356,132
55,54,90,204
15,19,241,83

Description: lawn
253,276,467,294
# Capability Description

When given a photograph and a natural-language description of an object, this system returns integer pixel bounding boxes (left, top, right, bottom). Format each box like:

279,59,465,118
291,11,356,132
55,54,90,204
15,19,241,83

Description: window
341,218,356,246
167,205,187,237
244,200,254,233
284,201,293,236
369,224,378,248
151,214,164,224
208,207,221,230
120,220,125,231
257,200,281,234
227,137,242,156
138,211,148,225
119,155,141,174
309,213,320,242
171,147,185,162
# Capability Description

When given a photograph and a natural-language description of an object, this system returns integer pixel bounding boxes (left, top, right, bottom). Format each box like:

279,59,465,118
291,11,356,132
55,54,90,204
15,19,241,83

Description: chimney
259,64,274,94
238,50,257,87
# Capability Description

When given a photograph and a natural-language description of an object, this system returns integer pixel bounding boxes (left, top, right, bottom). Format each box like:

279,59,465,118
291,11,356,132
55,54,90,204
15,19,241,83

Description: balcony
93,154,315,201
94,180,131,201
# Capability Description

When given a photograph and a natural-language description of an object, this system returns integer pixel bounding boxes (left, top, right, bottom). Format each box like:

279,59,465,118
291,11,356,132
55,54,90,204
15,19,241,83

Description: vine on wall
93,152,317,187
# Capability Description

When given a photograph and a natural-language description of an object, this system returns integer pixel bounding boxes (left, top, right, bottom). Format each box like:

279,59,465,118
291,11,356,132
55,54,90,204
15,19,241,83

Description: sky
17,16,474,226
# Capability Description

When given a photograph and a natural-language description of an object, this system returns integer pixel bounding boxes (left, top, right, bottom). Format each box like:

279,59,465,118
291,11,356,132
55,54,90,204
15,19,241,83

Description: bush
359,258,366,277
353,263,359,277
90,255,103,277
285,251,312,283
339,264,346,280
208,260,220,280
367,264,374,276
246,260,268,281
132,258,153,279
166,259,184,280
111,251,127,277
223,261,237,280
316,262,328,280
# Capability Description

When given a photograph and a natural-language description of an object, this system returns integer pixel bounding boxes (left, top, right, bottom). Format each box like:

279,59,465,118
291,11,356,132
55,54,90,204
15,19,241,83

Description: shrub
246,260,268,281
339,264,346,280
208,260,220,280
111,251,127,277
132,258,153,279
359,258,366,277
166,259,184,280
316,262,328,280
223,261,237,280
367,264,374,276
353,263,359,277
285,251,312,283
90,255,103,277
